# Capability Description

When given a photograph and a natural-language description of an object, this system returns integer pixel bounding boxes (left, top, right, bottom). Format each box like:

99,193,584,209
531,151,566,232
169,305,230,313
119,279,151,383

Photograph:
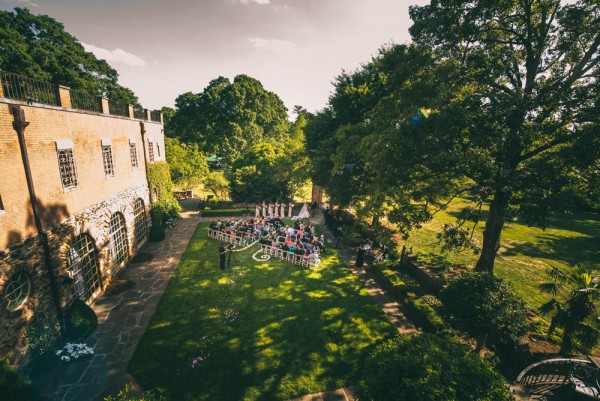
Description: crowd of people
209,217,278,244
259,219,324,263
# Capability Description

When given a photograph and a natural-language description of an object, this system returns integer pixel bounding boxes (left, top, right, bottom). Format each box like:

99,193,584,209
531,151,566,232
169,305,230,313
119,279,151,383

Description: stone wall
0,183,150,364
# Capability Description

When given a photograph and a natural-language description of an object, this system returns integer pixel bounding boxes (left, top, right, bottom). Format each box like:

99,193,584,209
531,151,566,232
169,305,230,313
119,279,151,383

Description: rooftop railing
0,70,162,123
150,110,161,122
0,70,60,106
70,89,103,113
133,106,146,120
108,99,129,117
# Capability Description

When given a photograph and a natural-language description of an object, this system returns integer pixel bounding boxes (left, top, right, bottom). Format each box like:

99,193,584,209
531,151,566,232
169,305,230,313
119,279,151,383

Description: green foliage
129,223,396,400
228,142,296,203
104,383,169,401
354,334,514,401
539,265,600,354
164,137,208,191
65,299,98,341
0,8,139,105
368,262,408,299
308,0,600,274
0,360,36,401
406,295,446,333
368,262,445,332
203,171,230,201
25,319,58,358
147,161,180,217
166,75,290,164
200,208,251,217
439,272,528,350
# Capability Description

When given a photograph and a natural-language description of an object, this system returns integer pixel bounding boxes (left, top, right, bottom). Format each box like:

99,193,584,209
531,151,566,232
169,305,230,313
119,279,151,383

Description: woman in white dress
297,202,310,219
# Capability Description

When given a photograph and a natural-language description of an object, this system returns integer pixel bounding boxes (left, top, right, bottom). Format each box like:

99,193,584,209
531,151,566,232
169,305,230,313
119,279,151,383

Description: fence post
145,109,152,121
0,74,4,98
128,105,134,119
101,97,109,115
57,85,72,108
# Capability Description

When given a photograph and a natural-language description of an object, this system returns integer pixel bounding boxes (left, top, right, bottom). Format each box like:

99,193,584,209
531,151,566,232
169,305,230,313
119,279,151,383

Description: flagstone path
50,210,201,401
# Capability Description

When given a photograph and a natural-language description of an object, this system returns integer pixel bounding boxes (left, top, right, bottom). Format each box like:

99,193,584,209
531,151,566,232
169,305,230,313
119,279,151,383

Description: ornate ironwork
0,70,60,106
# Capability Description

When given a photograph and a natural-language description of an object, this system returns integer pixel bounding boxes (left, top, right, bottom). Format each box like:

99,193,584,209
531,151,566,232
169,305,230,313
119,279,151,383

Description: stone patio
50,210,201,401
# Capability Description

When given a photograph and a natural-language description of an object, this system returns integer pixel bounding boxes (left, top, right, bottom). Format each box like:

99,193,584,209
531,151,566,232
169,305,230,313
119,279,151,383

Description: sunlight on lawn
129,223,396,401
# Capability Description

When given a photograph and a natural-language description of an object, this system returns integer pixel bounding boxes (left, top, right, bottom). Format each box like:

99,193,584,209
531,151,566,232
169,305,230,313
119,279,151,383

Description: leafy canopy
439,272,528,350
164,137,209,191
354,333,514,401
165,75,290,163
0,7,139,104
306,0,600,274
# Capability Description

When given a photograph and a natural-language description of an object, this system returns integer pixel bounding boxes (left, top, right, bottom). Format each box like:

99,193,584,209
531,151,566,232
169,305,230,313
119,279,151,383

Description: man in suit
219,243,227,270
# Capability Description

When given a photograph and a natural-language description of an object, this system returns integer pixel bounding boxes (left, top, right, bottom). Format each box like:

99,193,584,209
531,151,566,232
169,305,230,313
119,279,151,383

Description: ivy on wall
147,161,180,219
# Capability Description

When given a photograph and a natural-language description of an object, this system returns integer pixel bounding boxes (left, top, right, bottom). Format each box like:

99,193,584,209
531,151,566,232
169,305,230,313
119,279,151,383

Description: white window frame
56,140,78,192
148,141,155,163
129,140,139,169
102,143,115,178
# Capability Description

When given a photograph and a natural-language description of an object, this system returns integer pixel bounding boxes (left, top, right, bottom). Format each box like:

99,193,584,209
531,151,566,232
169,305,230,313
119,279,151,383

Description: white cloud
239,0,271,5
82,42,146,67
248,37,294,52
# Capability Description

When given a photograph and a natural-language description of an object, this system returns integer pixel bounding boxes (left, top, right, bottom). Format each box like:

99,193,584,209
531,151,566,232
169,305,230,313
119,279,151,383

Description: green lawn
129,223,396,401
401,198,600,311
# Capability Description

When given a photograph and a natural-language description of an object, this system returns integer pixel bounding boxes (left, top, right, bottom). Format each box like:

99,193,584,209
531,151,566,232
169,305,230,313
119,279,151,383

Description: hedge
368,262,446,333
200,209,251,217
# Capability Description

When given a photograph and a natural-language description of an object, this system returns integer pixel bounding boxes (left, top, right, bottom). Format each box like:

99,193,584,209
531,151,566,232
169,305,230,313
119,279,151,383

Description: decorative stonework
0,183,150,364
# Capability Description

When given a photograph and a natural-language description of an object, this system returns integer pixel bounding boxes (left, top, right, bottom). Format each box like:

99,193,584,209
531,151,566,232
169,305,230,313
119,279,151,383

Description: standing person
334,226,344,249
219,243,227,270
356,246,365,268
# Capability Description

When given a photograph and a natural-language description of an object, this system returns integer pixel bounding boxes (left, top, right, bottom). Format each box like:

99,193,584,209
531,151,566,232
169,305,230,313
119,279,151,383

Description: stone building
0,71,165,363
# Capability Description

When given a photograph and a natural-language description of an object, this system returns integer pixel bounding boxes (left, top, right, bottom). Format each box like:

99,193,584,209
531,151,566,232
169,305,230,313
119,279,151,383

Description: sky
1,0,577,116
1,0,435,115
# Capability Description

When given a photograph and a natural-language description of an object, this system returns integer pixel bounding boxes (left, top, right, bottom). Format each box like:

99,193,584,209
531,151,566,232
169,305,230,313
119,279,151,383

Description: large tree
165,75,290,163
405,0,600,273
307,1,600,274
0,7,139,104
164,137,209,191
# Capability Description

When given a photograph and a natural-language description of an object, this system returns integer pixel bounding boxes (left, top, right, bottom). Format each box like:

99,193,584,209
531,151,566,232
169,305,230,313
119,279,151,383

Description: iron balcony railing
133,106,146,120
150,110,161,122
0,70,60,106
108,99,129,117
70,89,103,113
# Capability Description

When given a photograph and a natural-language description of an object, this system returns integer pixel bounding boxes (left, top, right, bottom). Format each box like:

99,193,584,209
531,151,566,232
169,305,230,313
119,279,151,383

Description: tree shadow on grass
501,233,600,267
129,227,396,401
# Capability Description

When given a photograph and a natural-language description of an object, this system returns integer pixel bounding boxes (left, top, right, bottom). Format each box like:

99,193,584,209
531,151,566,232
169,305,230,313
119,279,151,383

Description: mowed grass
129,223,396,401
401,198,600,311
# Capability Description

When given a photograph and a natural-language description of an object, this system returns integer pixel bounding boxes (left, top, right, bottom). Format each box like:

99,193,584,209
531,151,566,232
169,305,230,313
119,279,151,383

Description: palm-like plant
539,265,600,355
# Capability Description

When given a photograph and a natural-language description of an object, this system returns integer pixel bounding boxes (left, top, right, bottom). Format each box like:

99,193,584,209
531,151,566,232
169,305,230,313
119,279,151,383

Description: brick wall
0,97,162,364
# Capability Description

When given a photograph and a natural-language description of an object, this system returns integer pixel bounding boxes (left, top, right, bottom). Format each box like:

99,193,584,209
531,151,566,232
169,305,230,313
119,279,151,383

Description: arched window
152,187,159,203
133,198,148,249
67,234,101,301
109,212,129,274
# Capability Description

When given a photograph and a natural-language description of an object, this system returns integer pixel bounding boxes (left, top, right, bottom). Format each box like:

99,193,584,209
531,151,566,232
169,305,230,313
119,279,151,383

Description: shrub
0,361,36,401
201,208,251,217
439,272,528,350
65,299,98,341
149,224,166,242
354,334,514,401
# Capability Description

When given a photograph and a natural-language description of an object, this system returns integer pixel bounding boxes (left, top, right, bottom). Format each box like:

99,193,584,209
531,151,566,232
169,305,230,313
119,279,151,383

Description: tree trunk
371,215,380,226
475,188,511,274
